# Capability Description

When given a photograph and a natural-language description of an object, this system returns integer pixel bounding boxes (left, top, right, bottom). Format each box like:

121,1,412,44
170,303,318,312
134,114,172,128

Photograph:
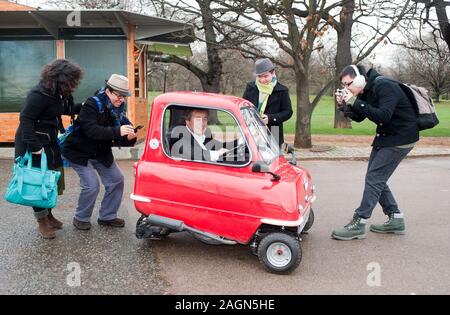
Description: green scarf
256,76,277,115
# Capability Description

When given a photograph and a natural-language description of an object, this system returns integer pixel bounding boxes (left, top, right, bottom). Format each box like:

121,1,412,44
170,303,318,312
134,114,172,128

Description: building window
65,40,126,104
0,41,56,112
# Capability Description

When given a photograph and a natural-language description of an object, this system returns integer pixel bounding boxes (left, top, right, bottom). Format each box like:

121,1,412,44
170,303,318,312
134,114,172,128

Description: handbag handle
17,151,53,201
24,151,48,172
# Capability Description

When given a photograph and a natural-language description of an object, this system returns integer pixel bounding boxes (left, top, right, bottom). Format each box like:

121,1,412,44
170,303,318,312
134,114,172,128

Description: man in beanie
243,58,293,147
63,74,137,231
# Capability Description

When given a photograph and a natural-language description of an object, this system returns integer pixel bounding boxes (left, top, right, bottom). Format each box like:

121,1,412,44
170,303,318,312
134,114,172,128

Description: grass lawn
148,92,450,137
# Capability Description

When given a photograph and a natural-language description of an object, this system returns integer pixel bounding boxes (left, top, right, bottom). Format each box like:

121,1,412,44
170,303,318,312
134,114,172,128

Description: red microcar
131,92,316,274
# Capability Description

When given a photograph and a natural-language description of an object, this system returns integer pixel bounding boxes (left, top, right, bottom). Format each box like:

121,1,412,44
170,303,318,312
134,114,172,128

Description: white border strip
261,217,305,227
130,194,151,203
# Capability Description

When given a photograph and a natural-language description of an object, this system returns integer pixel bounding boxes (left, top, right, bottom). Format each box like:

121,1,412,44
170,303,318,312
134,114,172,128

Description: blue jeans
70,159,125,222
355,146,413,219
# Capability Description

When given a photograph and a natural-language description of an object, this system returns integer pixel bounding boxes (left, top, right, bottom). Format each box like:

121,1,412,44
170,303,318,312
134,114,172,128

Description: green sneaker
370,213,405,234
331,214,367,240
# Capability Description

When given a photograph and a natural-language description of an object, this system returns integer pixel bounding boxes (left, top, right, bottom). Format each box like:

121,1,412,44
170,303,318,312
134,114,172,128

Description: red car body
132,92,315,244
131,92,316,273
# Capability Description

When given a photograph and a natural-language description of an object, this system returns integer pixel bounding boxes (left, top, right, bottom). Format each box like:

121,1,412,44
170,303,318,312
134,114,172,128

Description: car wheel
136,215,171,240
257,232,301,274
303,209,315,232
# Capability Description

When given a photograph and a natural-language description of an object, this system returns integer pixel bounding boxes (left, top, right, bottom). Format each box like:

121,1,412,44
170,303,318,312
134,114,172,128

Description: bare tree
326,0,414,129
210,0,345,148
148,0,255,94
44,0,133,9
413,0,450,50
400,36,450,102
330,0,354,128
211,0,412,148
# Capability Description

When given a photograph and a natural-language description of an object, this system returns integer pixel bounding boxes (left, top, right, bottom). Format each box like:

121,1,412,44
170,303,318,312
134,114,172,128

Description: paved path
2,138,449,161
295,145,450,160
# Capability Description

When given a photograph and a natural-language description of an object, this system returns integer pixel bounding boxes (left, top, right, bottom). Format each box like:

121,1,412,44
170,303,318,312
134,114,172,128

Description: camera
337,88,347,97
134,125,144,133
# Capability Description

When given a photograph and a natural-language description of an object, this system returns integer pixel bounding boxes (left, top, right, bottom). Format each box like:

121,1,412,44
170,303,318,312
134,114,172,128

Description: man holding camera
62,74,137,231
331,65,419,241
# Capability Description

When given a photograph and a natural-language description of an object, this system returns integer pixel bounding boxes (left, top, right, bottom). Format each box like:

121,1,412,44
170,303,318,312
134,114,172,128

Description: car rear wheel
136,215,171,240
257,232,301,274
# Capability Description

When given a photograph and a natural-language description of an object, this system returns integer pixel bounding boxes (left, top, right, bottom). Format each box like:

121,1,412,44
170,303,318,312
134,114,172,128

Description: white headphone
350,65,366,88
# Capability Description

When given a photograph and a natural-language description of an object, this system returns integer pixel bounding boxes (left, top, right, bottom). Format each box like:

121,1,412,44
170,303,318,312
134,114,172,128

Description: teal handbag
4,151,61,209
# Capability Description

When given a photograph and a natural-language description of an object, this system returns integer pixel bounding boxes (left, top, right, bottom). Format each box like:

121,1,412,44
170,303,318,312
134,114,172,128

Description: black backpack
375,76,439,130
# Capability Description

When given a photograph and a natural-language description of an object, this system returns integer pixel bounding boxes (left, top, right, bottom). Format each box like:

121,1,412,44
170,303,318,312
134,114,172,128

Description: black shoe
97,218,125,228
73,218,92,230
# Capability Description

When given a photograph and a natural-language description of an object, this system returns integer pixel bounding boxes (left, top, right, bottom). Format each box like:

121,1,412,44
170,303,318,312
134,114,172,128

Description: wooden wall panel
0,114,71,143
134,97,149,141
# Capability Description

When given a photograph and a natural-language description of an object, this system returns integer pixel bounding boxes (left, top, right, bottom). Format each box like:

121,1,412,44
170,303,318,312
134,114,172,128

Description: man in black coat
62,74,137,231
243,58,293,147
169,108,234,162
331,65,419,241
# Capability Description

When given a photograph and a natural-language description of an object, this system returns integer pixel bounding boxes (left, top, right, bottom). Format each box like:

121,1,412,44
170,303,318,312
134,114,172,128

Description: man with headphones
331,64,419,241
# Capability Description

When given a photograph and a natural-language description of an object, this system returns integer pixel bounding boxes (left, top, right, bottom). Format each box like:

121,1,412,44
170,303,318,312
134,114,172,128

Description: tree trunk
334,0,354,129
434,0,450,51
435,93,441,103
201,79,221,124
294,72,313,148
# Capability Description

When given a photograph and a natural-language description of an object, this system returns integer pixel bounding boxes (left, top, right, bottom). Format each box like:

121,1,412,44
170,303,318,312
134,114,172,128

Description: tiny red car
131,92,316,274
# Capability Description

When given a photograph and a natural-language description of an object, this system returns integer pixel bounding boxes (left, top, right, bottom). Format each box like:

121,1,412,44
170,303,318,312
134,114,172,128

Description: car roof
152,91,253,112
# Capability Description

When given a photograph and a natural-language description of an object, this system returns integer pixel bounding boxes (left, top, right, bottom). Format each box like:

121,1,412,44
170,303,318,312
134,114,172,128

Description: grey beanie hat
254,58,275,75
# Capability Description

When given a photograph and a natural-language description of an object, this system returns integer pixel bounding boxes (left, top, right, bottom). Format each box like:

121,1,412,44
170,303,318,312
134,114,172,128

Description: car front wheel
303,209,315,233
257,232,301,274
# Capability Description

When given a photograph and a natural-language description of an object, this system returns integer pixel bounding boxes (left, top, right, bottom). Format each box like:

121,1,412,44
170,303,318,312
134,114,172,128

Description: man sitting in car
169,108,237,162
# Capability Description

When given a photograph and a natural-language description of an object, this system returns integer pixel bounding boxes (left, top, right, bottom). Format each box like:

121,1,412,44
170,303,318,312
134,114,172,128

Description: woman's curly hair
40,59,84,96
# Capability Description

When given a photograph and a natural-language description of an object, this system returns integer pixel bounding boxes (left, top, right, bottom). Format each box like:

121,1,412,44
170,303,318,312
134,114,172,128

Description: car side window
163,105,250,166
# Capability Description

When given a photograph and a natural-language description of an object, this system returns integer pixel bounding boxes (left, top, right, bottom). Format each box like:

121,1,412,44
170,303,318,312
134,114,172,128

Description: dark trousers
355,146,413,219
70,159,124,222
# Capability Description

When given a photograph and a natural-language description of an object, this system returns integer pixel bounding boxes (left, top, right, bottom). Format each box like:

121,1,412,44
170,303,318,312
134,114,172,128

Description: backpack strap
373,76,418,114
92,96,105,112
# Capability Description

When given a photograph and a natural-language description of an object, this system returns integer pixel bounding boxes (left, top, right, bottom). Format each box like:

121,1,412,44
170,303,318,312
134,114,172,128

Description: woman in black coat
14,59,83,239
243,58,293,147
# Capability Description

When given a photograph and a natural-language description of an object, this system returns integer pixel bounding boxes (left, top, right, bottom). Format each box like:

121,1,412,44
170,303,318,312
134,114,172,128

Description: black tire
136,215,171,239
257,232,301,274
303,209,315,232
136,214,146,227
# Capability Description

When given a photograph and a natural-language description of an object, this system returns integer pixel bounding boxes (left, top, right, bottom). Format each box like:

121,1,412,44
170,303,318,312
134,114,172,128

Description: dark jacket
169,126,231,162
62,97,136,167
242,81,293,146
14,84,80,170
343,69,419,147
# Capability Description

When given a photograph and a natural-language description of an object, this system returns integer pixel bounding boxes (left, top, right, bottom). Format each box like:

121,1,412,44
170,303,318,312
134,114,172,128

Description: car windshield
241,107,279,164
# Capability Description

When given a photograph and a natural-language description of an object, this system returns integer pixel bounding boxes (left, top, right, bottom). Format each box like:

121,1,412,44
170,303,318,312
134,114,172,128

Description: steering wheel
219,143,248,162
